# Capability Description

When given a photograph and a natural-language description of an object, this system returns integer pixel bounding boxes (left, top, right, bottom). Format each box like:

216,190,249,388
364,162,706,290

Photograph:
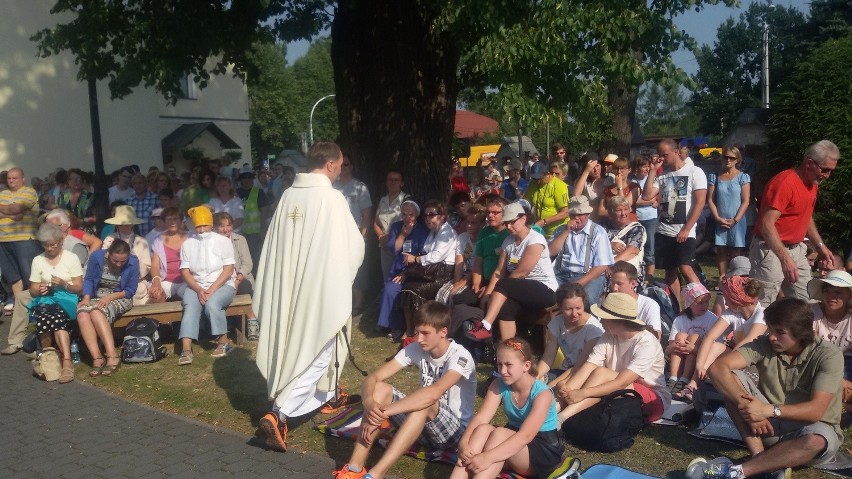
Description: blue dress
708,171,750,248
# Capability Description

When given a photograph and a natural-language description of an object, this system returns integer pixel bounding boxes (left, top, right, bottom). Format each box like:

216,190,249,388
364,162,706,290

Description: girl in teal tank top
451,337,564,479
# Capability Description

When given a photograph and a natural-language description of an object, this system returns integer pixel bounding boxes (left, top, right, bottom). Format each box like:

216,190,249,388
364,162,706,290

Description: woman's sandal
59,358,75,384
89,357,105,378
100,356,121,377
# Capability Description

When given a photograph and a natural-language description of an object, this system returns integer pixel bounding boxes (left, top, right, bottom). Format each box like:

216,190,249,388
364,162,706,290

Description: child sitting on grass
451,337,566,479
537,283,604,385
666,282,717,402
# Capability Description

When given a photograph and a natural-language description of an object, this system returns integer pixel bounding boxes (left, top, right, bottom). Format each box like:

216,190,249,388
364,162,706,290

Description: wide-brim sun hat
590,292,644,326
808,270,852,302
682,282,711,309
104,205,144,225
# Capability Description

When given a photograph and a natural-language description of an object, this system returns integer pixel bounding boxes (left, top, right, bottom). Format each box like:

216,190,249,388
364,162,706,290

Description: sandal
89,357,105,378
59,358,74,384
678,383,697,403
100,356,121,377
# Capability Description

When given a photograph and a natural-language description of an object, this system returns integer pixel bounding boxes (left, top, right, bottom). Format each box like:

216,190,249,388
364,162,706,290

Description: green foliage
458,0,736,153
637,82,699,137
766,34,852,252
688,3,808,137
247,38,337,161
180,147,204,161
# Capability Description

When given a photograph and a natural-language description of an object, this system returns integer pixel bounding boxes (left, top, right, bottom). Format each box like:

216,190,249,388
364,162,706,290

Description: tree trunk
331,0,460,199
603,78,638,158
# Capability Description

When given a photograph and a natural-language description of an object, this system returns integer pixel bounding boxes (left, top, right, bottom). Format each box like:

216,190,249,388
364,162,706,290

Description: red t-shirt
754,168,816,244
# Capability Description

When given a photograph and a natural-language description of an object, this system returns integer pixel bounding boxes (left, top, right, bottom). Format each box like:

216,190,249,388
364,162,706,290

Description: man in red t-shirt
750,140,840,306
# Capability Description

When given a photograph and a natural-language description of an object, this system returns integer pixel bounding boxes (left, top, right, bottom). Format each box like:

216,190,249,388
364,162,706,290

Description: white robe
254,172,365,408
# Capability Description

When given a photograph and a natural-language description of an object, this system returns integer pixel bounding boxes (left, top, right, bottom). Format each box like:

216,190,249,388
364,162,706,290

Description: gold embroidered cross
287,206,303,224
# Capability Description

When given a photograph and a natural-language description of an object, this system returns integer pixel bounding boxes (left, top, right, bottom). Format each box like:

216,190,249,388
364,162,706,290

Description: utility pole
762,1,774,109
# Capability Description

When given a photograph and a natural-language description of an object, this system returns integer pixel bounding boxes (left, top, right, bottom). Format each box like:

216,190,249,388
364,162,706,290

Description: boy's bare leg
369,402,439,478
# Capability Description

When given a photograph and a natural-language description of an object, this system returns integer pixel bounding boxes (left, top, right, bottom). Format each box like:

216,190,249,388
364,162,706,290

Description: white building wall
1,1,250,181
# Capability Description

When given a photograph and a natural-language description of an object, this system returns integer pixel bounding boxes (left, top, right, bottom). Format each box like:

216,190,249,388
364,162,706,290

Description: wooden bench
112,294,255,344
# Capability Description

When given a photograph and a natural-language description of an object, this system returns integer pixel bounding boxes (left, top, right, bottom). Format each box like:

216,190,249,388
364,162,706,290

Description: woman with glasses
399,200,458,340
707,146,751,277
466,202,558,342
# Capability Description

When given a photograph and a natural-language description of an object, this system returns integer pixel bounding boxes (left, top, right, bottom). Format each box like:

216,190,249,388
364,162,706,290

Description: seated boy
334,301,477,479
689,297,844,478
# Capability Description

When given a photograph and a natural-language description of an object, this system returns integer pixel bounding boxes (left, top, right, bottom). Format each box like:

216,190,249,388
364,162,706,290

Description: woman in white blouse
399,199,457,339
466,202,558,342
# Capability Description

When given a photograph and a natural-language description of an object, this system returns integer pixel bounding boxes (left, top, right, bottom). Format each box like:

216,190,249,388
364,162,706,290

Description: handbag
561,389,646,452
403,263,442,283
32,347,62,382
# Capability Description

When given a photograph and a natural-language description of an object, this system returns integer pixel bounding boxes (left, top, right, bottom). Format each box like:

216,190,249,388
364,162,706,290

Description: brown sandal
89,357,105,378
100,356,121,377
59,358,75,384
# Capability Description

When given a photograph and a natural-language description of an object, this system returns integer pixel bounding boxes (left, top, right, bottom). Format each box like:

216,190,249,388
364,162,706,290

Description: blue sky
286,0,810,77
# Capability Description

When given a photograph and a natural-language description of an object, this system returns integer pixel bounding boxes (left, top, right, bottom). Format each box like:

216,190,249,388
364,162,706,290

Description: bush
766,33,852,254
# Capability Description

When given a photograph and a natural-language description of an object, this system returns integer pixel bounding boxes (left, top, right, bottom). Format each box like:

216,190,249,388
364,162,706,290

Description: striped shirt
0,186,39,242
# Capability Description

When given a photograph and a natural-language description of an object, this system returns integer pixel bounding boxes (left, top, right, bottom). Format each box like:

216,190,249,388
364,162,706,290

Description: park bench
112,294,255,345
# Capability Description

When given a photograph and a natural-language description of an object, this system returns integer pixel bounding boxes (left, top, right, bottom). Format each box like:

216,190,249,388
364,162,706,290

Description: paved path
0,319,338,478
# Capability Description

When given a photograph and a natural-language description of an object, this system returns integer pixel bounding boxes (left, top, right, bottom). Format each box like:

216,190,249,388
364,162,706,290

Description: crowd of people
0,137,848,479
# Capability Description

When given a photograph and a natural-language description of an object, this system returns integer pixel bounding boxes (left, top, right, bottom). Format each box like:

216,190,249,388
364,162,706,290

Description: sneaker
246,319,260,341
666,377,677,390
547,456,581,479
686,456,741,479
1,343,22,355
332,464,366,479
320,392,362,414
465,321,492,342
178,350,193,365
211,342,233,358
259,412,288,452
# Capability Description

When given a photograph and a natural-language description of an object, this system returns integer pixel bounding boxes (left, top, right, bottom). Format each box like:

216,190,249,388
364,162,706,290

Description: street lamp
309,94,336,146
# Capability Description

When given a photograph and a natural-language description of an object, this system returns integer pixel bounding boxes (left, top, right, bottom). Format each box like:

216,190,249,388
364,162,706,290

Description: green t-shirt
524,177,569,238
736,336,844,433
474,226,510,282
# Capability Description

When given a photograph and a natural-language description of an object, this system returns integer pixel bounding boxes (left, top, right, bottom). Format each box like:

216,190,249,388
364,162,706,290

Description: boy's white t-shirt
394,340,477,425
636,294,662,333
587,330,671,406
547,315,604,369
669,310,718,341
718,302,766,344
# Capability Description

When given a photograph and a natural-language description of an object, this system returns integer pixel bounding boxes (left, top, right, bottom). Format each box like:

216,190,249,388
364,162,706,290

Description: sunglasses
724,156,738,161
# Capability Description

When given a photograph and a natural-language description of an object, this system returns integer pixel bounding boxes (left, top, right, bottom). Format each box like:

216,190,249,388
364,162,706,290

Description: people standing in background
708,146,751,277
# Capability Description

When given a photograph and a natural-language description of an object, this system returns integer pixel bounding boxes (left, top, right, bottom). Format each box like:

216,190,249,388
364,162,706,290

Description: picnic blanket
581,464,660,479
314,407,530,478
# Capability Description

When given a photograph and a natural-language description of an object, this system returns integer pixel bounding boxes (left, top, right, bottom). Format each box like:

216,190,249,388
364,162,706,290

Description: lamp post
309,94,336,146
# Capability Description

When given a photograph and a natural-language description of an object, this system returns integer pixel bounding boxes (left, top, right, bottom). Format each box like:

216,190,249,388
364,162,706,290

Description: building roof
161,122,240,151
454,110,499,139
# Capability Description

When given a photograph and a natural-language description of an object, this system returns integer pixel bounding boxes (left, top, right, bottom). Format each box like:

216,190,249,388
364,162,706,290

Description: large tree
636,82,699,137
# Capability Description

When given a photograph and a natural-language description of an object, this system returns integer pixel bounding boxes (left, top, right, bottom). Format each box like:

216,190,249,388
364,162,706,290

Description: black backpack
121,317,167,363
561,389,646,452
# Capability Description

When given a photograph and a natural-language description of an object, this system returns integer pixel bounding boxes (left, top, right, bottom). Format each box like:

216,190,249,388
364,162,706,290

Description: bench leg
235,314,247,346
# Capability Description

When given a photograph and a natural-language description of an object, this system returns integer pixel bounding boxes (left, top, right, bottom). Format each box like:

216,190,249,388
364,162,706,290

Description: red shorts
633,381,664,423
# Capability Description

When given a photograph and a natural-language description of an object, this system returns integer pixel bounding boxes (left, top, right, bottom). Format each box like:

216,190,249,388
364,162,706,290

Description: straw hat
590,292,643,326
104,205,144,225
808,270,852,302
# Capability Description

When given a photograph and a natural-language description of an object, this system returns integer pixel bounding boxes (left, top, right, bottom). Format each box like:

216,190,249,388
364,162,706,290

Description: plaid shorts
389,387,464,449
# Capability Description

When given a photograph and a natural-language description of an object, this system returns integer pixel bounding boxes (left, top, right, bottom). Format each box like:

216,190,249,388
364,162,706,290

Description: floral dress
77,261,133,324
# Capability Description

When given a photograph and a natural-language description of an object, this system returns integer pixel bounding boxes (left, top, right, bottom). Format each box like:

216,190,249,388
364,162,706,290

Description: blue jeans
639,217,658,266
0,239,43,287
179,285,235,341
556,270,607,307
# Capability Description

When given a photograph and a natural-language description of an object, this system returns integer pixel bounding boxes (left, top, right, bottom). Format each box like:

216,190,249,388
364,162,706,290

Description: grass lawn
78,256,845,478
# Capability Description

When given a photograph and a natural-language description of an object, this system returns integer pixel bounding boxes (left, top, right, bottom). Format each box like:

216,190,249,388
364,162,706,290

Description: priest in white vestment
254,142,365,452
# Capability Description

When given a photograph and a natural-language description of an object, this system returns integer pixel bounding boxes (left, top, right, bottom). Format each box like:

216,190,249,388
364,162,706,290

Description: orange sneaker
320,392,362,414
259,412,288,452
332,464,367,479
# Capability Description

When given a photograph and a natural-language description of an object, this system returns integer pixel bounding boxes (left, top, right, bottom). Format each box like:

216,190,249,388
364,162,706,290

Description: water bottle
70,339,80,364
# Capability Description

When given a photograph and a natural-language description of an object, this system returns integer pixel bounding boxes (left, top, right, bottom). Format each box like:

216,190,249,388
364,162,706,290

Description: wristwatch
772,404,781,418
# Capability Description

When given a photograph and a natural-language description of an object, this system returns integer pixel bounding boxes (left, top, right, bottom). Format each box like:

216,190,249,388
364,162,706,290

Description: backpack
639,280,678,341
121,317,167,363
561,389,646,452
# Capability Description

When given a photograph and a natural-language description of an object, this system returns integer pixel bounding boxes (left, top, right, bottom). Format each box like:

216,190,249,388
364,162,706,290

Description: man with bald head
0,168,41,345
